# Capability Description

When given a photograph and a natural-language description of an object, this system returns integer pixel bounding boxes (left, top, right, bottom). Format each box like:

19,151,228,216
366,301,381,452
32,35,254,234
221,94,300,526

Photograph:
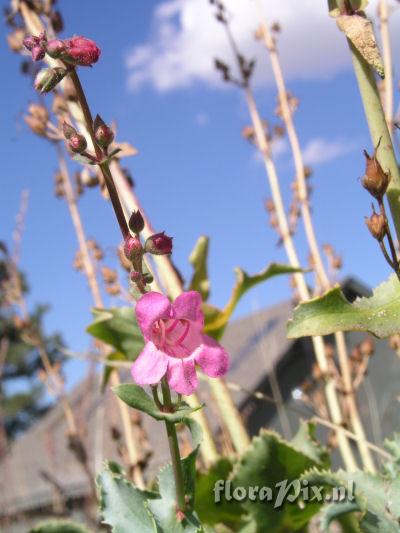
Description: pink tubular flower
62,36,101,67
131,291,229,395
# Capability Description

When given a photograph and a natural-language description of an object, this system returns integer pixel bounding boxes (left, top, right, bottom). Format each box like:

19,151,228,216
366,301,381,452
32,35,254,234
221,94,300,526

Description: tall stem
256,7,374,471
161,379,186,511
379,0,394,137
349,41,400,241
67,68,129,240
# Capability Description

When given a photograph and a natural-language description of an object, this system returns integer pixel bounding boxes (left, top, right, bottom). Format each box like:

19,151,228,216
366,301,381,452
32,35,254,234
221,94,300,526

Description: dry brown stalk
57,150,145,488
255,7,374,471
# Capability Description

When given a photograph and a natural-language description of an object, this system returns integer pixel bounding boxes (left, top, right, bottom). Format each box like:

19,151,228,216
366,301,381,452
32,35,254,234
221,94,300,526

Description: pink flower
62,36,101,67
23,32,47,61
131,291,229,395
144,232,173,255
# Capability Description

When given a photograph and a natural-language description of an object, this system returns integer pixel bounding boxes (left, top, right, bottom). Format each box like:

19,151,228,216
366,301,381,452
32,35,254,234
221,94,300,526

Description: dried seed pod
365,210,386,241
101,266,118,284
106,284,121,296
362,145,390,200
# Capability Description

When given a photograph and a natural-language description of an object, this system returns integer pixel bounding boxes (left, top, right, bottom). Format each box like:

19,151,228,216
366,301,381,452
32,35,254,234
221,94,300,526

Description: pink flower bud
31,45,46,61
23,32,47,61
124,236,143,261
62,36,101,67
144,232,173,255
94,123,114,148
46,39,65,59
68,134,87,154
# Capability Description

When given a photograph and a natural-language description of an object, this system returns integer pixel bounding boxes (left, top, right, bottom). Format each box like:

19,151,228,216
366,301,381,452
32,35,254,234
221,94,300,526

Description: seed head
362,147,390,199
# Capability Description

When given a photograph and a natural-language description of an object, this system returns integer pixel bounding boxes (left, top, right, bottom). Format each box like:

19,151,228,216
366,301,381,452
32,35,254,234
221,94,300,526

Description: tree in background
0,241,64,443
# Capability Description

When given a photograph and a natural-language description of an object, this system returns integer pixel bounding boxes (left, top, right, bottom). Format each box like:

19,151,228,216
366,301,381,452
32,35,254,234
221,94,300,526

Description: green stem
67,68,129,239
348,41,400,242
161,379,186,512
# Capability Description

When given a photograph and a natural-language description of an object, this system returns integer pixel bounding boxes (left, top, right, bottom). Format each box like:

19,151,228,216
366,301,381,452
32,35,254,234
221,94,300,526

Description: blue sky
2,0,399,390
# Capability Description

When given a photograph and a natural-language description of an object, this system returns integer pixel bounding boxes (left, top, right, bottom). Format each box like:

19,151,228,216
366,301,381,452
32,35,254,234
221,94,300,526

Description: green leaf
205,263,302,340
189,236,210,301
72,153,97,165
287,274,400,339
195,457,244,527
97,461,159,533
320,501,361,532
30,521,91,533
291,420,330,468
113,384,202,422
231,430,322,532
148,448,202,532
328,0,368,18
303,469,400,533
87,307,144,358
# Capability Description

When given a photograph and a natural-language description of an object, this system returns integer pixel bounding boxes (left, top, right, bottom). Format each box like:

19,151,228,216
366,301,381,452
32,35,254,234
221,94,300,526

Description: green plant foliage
87,307,144,356
195,457,244,528
319,501,361,532
87,307,144,386
204,263,302,340
287,274,400,339
113,383,202,423
303,468,400,533
291,421,330,468
189,236,210,301
98,461,159,533
29,520,91,532
231,430,326,532
148,449,202,532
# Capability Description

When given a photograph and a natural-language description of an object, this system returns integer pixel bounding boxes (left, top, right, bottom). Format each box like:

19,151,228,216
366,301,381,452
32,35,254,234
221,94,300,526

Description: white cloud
302,138,355,165
125,0,399,92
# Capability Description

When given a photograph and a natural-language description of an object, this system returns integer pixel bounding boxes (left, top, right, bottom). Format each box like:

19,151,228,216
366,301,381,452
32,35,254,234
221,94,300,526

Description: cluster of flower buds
123,210,173,293
23,32,101,95
62,121,87,154
23,32,100,67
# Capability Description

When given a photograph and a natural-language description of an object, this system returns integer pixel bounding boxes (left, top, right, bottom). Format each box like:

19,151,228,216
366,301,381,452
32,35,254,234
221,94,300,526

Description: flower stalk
161,379,186,512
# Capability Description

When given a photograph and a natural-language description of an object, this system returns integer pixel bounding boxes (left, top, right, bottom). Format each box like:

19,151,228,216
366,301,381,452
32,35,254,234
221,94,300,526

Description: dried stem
254,4,376,471
56,148,144,488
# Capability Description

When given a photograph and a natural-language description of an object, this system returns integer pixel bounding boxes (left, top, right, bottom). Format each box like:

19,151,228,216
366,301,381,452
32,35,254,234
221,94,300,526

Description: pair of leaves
287,273,400,340
113,383,202,424
328,0,384,78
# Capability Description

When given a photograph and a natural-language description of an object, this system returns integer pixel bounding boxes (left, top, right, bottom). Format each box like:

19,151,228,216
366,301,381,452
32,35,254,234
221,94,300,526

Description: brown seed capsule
360,337,375,356
362,147,390,199
365,211,386,241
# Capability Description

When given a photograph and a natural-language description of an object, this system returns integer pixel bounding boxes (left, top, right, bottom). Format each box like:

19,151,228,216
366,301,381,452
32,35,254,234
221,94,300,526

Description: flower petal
131,342,168,385
135,291,172,339
172,291,203,326
166,357,198,395
194,335,230,377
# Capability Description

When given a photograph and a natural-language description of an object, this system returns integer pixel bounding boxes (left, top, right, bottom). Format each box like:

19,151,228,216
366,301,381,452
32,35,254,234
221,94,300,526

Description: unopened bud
362,148,390,199
68,133,87,154
31,45,46,61
62,121,77,140
95,123,114,148
46,39,65,59
34,67,67,94
130,271,146,285
124,236,143,261
144,232,173,255
365,211,386,241
128,210,145,234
